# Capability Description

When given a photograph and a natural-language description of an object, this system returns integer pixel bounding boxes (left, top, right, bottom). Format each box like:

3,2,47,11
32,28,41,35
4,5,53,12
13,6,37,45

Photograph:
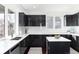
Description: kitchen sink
11,37,21,40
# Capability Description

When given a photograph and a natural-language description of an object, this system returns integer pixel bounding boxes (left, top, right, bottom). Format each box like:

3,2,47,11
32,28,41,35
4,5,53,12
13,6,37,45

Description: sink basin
11,37,21,40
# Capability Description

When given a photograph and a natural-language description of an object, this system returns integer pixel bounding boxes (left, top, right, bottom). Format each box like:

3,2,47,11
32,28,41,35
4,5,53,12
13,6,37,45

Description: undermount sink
11,37,21,40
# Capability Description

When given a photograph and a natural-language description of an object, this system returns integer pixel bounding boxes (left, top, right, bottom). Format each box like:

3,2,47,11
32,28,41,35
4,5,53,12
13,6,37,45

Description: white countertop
29,31,79,36
46,37,71,42
0,34,29,54
28,29,79,36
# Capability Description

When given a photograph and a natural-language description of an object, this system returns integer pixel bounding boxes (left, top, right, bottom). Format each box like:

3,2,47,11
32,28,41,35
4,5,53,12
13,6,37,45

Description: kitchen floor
27,47,79,54
28,47,42,54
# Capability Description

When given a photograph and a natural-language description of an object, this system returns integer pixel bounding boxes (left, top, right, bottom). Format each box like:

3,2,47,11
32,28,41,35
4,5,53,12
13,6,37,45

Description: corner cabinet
64,13,79,26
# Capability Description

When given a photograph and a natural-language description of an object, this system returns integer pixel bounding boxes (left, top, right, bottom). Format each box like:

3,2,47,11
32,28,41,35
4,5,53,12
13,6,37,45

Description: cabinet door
28,15,46,26
65,14,78,26
34,16,40,26
20,35,32,47
76,36,79,51
72,14,78,26
28,15,36,26
10,45,20,54
77,13,79,25
40,15,46,26
20,39,26,47
34,15,46,26
29,35,43,47
19,13,25,26
24,15,28,26
66,15,72,26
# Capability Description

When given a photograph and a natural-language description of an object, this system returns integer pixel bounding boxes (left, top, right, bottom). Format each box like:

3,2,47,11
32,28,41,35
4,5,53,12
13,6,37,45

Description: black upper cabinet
65,13,79,26
19,13,25,26
24,15,28,26
19,13,46,26
65,15,72,26
25,15,46,26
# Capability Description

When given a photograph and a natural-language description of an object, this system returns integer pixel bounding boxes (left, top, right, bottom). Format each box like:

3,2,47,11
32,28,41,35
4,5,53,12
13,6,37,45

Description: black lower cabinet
76,36,79,51
20,35,31,47
19,35,31,54
61,35,76,48
46,41,70,54
73,36,79,52
28,35,54,47
70,36,77,50
20,39,26,47
28,35,44,47
61,35,79,52
27,35,54,54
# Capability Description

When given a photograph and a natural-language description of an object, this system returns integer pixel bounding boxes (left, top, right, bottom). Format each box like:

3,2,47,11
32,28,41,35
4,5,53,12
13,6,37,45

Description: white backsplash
27,27,67,33
19,26,79,34
19,26,28,35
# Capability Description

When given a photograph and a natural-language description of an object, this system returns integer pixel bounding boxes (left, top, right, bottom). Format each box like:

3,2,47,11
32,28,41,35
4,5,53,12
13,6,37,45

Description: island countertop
46,37,71,42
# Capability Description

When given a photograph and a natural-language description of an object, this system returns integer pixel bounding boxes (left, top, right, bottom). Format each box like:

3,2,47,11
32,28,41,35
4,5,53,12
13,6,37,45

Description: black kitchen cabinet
61,35,77,49
65,15,76,26
64,15,70,26
28,35,43,47
20,35,31,47
19,13,26,26
28,35,54,47
24,15,28,26
20,38,26,47
20,35,43,47
25,15,46,26
64,13,79,26
72,14,78,26
61,35,71,39
46,40,70,54
62,35,79,52
74,36,79,52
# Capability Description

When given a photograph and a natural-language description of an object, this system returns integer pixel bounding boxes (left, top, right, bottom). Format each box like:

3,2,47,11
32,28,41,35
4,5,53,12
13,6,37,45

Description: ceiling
21,4,79,16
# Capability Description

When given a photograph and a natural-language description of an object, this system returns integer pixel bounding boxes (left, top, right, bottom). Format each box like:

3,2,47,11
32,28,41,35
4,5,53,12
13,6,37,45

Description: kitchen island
46,37,71,54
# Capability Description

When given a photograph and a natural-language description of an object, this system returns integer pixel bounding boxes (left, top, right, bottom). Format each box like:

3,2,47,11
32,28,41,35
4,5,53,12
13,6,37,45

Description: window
47,16,53,28
55,17,62,29
8,9,15,37
0,5,5,38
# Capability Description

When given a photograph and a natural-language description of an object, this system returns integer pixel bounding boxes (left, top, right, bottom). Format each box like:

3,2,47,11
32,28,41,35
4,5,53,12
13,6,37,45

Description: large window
8,9,15,37
0,5,5,38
